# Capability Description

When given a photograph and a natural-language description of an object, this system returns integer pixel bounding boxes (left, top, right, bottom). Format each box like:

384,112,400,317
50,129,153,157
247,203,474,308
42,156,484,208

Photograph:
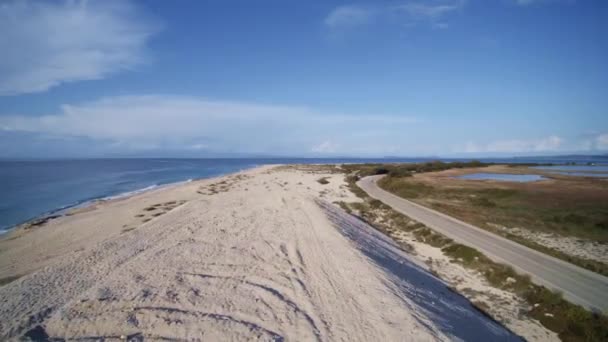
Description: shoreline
3,159,606,235
0,164,273,284
0,164,264,236
0,164,519,340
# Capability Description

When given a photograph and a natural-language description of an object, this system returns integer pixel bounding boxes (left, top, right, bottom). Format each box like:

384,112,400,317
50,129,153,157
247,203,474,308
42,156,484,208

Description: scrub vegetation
341,160,488,178
317,177,330,185
338,163,608,341
377,167,608,276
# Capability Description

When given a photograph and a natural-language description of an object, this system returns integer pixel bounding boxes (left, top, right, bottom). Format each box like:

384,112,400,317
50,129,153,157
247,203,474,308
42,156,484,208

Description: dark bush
374,168,390,175
563,213,586,225
388,168,412,178
595,220,608,230
317,177,330,185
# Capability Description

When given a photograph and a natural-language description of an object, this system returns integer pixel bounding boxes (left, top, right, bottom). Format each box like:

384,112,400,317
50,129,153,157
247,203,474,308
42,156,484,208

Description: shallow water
533,165,608,178
533,165,608,172
457,173,545,182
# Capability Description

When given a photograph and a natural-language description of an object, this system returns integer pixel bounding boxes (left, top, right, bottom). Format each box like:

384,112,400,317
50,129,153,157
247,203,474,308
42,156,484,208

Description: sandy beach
0,165,517,341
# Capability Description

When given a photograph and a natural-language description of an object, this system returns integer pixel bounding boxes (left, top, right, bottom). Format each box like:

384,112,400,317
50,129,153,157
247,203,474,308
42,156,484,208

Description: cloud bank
594,134,608,150
0,0,159,95
0,95,418,156
457,134,608,155
324,5,374,29
462,136,564,153
1,95,603,157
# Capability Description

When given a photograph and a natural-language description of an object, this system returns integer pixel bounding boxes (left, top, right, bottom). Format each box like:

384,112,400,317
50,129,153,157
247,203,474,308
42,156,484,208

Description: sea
1,156,606,233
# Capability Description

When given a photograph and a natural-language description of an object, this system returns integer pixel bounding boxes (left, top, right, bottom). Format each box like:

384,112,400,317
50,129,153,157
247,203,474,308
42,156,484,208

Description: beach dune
0,166,516,340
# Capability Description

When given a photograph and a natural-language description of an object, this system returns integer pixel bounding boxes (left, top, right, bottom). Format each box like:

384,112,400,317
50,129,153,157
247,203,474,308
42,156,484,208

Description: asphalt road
358,175,608,313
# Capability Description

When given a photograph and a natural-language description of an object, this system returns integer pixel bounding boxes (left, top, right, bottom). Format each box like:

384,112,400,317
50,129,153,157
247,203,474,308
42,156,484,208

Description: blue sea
1,156,606,233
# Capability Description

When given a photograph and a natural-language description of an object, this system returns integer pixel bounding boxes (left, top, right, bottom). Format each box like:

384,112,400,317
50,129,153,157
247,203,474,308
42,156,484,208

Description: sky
0,0,606,158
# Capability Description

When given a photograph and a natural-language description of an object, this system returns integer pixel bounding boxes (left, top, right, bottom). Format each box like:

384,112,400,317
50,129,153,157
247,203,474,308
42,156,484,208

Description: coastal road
358,175,608,313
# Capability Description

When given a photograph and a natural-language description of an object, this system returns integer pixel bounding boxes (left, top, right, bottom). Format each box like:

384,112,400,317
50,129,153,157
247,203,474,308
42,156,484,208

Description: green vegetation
344,174,368,199
341,160,488,178
441,240,608,341
334,201,351,213
379,179,434,199
413,227,453,247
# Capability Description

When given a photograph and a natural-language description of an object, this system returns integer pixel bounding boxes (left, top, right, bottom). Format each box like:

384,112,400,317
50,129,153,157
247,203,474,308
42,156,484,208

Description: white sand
350,200,558,342
0,166,516,340
391,230,559,342
487,223,608,265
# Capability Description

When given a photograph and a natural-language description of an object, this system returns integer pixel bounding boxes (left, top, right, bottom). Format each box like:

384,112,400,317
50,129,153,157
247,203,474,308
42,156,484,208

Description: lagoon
533,165,608,178
457,173,545,182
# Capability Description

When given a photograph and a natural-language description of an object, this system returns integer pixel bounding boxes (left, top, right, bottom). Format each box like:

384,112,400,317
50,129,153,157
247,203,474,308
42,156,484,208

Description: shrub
471,197,497,208
563,213,586,225
388,168,413,178
442,244,483,264
374,168,390,175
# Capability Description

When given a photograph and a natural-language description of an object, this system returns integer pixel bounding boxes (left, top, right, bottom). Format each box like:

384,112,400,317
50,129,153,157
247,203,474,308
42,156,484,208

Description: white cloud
0,0,159,95
514,0,573,6
324,5,374,29
596,134,608,150
0,95,418,155
395,0,465,28
311,141,339,153
324,1,465,30
532,135,562,151
463,135,563,153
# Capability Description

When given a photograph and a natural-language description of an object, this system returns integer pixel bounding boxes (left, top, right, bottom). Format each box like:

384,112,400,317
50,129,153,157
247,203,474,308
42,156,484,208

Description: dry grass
377,168,608,276
339,164,608,341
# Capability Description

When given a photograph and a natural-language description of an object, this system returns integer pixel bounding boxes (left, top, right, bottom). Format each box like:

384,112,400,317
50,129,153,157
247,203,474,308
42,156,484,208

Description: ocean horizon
1,156,606,233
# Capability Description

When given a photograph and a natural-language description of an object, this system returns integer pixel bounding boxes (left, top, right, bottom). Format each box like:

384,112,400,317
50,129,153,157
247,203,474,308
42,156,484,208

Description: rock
506,277,517,284
544,313,554,318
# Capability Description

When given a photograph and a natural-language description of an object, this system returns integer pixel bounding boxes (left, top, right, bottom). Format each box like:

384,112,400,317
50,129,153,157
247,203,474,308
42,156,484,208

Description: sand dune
0,166,517,340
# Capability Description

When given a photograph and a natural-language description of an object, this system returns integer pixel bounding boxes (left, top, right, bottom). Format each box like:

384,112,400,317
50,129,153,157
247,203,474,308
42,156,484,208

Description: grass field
375,164,608,276
378,168,608,241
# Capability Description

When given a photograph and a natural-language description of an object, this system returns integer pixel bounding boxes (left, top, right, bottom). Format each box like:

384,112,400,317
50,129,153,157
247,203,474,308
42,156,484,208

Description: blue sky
0,0,606,158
